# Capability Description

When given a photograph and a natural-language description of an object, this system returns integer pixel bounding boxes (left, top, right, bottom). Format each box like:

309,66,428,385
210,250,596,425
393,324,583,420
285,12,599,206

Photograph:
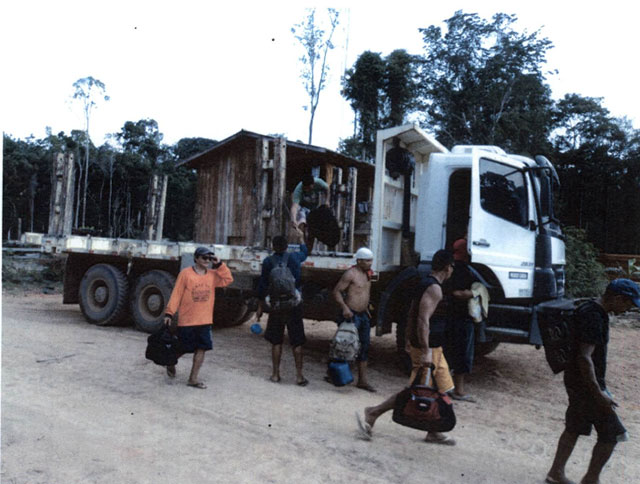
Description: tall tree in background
551,94,640,253
72,76,109,228
292,8,340,144
383,49,419,126
340,50,419,160
418,11,554,155
341,51,386,160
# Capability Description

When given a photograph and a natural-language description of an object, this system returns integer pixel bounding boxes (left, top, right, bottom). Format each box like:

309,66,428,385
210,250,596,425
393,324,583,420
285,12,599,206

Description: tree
551,94,640,253
341,51,386,160
72,76,109,228
383,49,419,127
292,8,340,144
418,11,554,155
341,49,420,161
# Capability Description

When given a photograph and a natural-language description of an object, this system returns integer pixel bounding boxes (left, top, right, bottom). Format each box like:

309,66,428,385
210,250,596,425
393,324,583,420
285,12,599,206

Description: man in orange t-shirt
163,246,233,389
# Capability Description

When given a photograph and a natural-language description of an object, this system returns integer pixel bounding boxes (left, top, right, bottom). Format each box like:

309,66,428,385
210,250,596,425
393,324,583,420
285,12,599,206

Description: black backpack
267,253,298,309
146,327,183,366
538,299,593,374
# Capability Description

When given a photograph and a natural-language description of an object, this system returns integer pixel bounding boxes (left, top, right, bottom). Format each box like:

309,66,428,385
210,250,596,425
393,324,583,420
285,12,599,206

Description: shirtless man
332,247,375,392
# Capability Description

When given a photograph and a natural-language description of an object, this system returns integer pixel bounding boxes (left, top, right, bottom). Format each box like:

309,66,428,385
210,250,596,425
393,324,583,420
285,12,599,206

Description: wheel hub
94,285,108,305
147,294,162,313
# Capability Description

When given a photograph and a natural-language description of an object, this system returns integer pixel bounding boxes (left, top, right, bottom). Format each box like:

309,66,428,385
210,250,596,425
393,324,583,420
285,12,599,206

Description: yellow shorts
408,345,454,393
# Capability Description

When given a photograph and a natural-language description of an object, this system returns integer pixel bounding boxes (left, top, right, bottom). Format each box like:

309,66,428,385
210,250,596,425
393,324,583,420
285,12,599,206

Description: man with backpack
256,235,309,386
545,279,640,484
355,250,457,445
331,247,376,392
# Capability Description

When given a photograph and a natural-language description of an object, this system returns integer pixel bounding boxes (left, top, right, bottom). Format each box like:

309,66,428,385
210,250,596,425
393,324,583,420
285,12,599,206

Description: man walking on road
332,247,376,392
163,246,233,389
256,234,309,386
546,278,640,484
356,250,456,445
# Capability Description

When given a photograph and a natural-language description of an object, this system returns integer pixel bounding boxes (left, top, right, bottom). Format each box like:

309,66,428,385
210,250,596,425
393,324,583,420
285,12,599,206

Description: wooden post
270,137,287,239
62,152,75,236
142,174,169,241
253,138,270,247
155,175,168,241
344,167,358,252
48,152,75,236
145,175,159,240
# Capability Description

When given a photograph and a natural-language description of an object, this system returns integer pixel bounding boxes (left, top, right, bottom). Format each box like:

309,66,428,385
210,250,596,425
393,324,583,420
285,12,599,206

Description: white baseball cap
355,247,374,260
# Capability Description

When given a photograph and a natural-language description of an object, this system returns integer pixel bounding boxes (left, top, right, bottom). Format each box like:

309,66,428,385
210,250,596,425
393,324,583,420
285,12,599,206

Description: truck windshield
479,158,528,227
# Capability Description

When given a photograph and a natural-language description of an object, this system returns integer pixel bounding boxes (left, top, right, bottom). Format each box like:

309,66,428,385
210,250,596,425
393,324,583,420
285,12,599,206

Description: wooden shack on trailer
182,130,376,253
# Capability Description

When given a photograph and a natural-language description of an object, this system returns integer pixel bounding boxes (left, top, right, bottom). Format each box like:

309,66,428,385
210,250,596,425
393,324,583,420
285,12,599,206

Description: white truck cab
376,125,567,347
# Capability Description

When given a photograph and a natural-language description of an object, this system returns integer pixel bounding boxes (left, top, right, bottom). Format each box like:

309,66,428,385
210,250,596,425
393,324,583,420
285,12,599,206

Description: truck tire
213,296,252,329
131,270,176,333
475,341,500,357
79,264,129,326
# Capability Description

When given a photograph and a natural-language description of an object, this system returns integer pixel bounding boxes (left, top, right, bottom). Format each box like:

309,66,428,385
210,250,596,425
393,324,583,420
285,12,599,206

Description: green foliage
341,49,420,161
383,49,420,126
2,122,209,242
552,94,640,253
2,256,64,286
418,11,555,155
564,226,608,297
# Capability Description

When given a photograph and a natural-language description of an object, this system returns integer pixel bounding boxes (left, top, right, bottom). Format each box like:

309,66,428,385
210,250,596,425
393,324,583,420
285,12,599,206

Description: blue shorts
177,325,213,353
336,310,371,362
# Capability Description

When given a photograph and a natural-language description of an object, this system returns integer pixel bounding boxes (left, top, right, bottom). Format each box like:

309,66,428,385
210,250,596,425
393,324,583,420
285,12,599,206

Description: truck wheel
131,270,176,333
475,341,500,357
213,297,252,329
79,264,129,326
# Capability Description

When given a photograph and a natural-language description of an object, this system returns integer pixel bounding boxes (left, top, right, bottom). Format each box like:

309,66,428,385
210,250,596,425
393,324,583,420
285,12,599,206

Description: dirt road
2,292,639,484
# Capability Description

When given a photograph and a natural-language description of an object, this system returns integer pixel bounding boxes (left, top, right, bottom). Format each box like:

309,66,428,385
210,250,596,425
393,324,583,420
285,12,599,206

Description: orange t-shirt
165,264,233,326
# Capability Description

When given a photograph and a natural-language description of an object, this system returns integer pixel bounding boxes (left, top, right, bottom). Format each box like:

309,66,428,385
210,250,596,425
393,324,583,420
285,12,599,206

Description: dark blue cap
194,246,214,258
607,278,640,308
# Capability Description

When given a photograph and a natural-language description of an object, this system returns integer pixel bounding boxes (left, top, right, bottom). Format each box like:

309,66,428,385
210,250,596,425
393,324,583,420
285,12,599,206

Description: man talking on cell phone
163,247,233,389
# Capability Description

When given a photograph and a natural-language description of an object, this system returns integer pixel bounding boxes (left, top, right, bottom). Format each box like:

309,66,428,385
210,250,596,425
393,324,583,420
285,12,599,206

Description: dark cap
607,278,640,308
194,246,214,258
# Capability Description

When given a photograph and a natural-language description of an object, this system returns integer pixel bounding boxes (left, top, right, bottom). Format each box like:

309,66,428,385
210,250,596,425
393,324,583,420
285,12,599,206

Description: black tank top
407,275,441,348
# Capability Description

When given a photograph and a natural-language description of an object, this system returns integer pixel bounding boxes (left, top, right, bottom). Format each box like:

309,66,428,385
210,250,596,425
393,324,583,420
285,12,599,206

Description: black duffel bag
145,327,183,366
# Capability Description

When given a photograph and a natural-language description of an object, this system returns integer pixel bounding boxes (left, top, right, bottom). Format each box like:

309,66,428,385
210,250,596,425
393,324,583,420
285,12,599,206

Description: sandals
187,381,207,389
355,412,372,441
356,383,377,393
424,434,456,446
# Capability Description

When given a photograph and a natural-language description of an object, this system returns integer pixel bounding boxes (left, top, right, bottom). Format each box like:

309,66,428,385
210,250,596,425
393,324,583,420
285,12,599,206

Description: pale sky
1,1,638,151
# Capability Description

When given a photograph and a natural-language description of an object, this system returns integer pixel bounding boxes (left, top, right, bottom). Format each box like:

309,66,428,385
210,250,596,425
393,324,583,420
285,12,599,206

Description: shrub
564,226,608,297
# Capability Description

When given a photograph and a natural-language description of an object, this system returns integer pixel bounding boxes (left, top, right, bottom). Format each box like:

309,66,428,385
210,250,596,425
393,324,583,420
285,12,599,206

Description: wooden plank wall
194,143,258,245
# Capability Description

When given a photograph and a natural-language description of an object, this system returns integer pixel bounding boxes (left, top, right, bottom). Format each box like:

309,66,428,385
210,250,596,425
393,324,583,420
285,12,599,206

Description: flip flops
450,393,476,403
355,411,372,441
424,434,456,446
356,383,377,393
187,381,207,389
545,476,575,484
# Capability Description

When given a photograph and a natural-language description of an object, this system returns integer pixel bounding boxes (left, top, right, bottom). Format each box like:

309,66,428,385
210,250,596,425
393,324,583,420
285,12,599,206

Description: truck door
470,156,535,299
